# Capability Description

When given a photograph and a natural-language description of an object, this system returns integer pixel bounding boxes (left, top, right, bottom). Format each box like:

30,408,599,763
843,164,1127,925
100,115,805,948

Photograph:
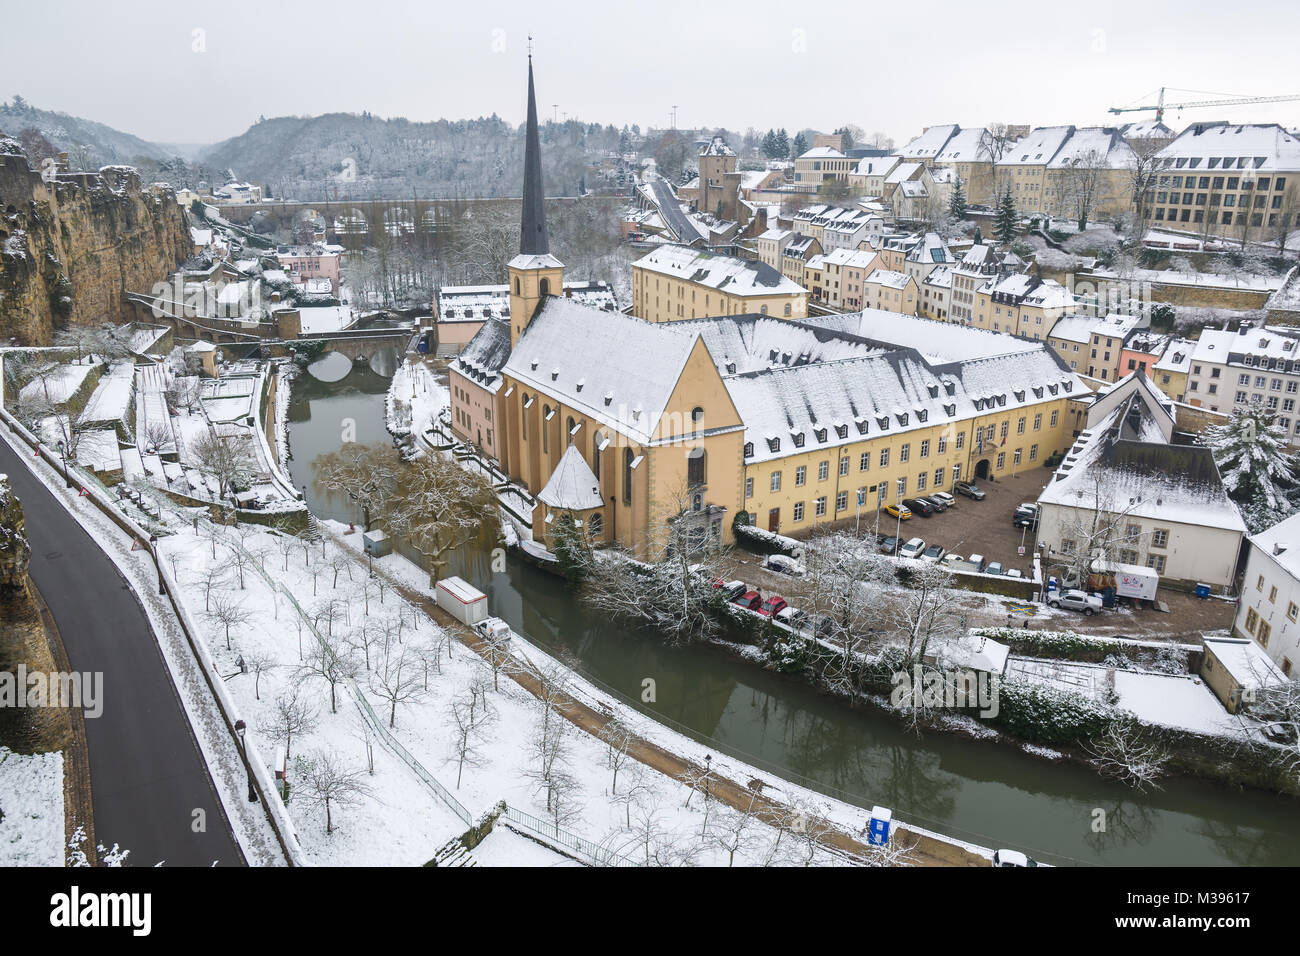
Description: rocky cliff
0,136,190,345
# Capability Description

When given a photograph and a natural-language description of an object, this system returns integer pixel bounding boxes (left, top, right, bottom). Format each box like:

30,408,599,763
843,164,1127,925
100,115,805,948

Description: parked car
941,553,966,570
921,544,946,562
732,590,763,612
759,595,788,618
810,614,835,638
984,561,1004,576
1049,588,1104,615
715,579,747,601
776,606,806,631
929,491,956,508
966,553,987,573
898,537,927,559
955,481,986,501
992,849,1039,868
922,495,949,512
879,535,901,555
1013,505,1039,529
902,497,935,517
884,503,912,520
764,554,806,576
1006,568,1024,579
477,617,512,645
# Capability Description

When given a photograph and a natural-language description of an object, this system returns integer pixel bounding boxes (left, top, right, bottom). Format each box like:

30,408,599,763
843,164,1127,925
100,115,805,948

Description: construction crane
1109,87,1300,123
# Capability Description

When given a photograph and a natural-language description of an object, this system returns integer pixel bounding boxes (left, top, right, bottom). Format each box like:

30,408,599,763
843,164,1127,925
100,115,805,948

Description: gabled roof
538,444,604,510
899,125,960,159
502,297,699,444
1000,126,1073,166
1156,123,1300,173
635,244,806,295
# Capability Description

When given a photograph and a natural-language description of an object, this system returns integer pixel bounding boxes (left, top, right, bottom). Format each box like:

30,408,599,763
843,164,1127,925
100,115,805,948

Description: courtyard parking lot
722,465,1238,639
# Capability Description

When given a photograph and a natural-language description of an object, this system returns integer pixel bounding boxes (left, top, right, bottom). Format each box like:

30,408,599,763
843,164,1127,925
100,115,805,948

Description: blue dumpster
868,806,893,846
1195,582,1211,599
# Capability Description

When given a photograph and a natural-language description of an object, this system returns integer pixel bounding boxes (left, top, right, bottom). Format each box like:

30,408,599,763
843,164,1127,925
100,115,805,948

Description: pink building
276,244,342,295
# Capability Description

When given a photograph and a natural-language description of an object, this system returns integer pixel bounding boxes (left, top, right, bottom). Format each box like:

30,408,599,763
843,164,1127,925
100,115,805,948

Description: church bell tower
508,50,564,348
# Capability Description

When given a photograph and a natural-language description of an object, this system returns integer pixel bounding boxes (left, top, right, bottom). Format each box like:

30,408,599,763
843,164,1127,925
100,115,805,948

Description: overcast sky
4,0,1299,147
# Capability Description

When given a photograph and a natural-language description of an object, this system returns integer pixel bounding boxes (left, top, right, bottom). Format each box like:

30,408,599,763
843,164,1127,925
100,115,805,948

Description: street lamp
56,439,74,489
704,754,712,800
234,719,258,803
149,533,164,595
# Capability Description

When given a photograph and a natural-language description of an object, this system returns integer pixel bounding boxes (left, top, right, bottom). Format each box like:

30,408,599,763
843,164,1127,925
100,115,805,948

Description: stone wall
0,138,190,345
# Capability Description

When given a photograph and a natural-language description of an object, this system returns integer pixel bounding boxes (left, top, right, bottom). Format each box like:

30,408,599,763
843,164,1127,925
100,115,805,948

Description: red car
731,590,763,612
759,595,788,617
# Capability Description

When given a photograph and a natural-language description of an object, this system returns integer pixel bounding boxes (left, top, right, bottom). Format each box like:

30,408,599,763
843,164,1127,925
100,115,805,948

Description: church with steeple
448,55,746,559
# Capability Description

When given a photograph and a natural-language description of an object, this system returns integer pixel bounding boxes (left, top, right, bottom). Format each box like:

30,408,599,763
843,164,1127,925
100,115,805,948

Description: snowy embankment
0,748,64,866
386,360,448,440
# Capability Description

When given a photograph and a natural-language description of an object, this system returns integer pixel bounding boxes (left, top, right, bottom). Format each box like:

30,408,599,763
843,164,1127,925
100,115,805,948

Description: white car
764,554,806,577
929,491,956,508
898,537,927,560
992,849,1039,867
1049,588,1104,615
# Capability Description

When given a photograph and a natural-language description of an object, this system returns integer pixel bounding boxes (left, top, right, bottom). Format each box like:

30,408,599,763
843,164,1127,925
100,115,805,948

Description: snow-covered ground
0,748,64,866
19,362,95,405
387,360,447,439
148,504,870,866
79,361,134,425
299,306,355,334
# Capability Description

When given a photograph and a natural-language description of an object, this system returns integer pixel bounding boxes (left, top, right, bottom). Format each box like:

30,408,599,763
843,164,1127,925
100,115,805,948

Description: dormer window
767,437,781,453
530,359,539,370
1014,390,1025,402
793,432,805,447
927,384,939,398
856,419,868,435
836,424,848,439
604,392,613,406
576,379,585,392
551,368,559,381
814,428,827,443
944,403,956,416
744,442,754,458
896,412,908,427
917,409,928,423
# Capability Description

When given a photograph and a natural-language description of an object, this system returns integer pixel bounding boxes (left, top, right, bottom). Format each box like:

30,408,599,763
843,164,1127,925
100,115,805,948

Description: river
284,360,1300,866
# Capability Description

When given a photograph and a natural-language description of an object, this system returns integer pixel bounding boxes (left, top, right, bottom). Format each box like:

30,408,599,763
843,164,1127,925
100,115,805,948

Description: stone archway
975,458,991,480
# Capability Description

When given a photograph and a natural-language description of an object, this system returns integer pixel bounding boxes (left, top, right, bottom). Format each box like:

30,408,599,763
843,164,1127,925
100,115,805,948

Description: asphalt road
0,437,244,866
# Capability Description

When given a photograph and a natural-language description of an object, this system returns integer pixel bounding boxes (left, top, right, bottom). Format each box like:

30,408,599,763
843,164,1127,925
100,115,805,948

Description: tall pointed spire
519,53,549,255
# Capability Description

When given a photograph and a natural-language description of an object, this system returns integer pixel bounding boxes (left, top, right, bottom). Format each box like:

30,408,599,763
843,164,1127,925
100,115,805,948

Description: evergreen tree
1204,402,1297,532
776,128,790,159
762,129,779,159
994,188,1018,246
973,226,983,245
949,177,968,220
792,132,809,157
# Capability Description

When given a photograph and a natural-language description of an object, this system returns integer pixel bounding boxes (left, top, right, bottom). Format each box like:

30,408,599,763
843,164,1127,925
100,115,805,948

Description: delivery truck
1089,561,1159,602
435,576,489,626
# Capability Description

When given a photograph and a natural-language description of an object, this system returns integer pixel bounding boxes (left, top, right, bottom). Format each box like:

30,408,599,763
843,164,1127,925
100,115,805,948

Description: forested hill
0,96,170,167
200,111,627,200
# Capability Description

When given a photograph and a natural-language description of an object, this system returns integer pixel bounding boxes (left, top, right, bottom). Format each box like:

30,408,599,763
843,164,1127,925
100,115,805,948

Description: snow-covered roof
1191,324,1300,367
452,318,512,392
798,146,847,159
438,280,617,321
502,297,699,445
635,244,806,296
1153,338,1195,374
1156,123,1300,174
923,266,953,290
1202,637,1288,689
898,125,959,160
729,341,1080,465
852,155,901,177
1038,392,1244,533
884,162,924,185
864,269,912,290
669,314,886,376
934,127,997,164
1266,265,1300,313
931,632,1010,675
1247,510,1300,583
509,253,565,270
538,444,604,510
808,309,1054,363
1000,126,1073,167
1047,127,1136,170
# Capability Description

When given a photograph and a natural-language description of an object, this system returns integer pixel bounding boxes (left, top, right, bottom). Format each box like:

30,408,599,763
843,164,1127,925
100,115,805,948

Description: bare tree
310,441,400,531
244,649,278,700
576,486,731,645
446,694,490,788
1087,717,1170,791
207,593,251,650
385,453,499,586
597,719,635,795
1060,149,1108,231
259,685,319,764
294,747,372,835
370,645,424,728
191,430,254,504
709,799,760,867
299,634,357,714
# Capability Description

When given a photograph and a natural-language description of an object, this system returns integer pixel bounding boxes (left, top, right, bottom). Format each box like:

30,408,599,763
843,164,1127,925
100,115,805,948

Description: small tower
508,51,564,348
